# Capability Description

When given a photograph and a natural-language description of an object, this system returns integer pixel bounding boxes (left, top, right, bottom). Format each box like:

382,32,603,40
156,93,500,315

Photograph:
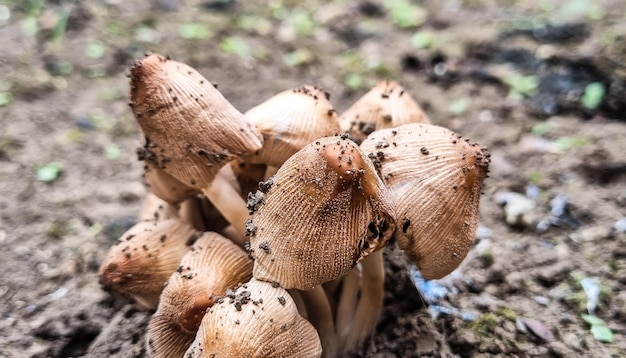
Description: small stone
534,296,550,305
524,318,553,341
493,191,538,228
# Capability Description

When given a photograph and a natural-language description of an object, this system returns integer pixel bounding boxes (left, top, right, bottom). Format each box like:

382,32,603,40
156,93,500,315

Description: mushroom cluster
98,53,490,358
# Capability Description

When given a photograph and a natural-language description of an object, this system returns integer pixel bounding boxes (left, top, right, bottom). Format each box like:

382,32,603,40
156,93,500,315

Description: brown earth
1,0,625,357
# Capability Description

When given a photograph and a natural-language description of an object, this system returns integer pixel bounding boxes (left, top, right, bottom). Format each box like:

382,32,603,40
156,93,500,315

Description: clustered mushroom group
98,53,490,358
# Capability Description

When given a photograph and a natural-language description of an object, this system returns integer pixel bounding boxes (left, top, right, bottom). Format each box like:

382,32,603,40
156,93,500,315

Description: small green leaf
385,1,426,28
37,163,62,183
344,73,364,90
86,40,105,59
411,31,433,49
88,223,103,236
504,73,539,98
581,82,605,109
179,22,211,40
20,17,39,37
581,314,605,327
220,37,251,59
531,122,552,136
449,98,470,115
0,92,12,107
104,145,120,160
289,9,316,37
553,136,587,150
283,48,314,67
590,324,614,343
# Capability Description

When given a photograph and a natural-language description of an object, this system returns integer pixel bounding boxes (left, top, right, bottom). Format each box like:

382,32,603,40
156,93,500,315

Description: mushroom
246,135,396,356
184,278,322,358
340,80,430,143
243,85,341,174
146,232,253,357
98,219,200,309
247,134,395,288
360,123,490,279
129,53,263,244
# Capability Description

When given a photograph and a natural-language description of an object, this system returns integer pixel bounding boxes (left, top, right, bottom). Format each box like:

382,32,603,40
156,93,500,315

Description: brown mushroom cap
184,278,322,358
129,53,263,190
98,219,199,309
340,80,430,143
248,135,396,290
243,85,341,167
360,123,490,279
146,232,253,358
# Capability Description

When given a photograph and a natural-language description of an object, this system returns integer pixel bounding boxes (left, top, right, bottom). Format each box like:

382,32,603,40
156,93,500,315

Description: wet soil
1,0,625,357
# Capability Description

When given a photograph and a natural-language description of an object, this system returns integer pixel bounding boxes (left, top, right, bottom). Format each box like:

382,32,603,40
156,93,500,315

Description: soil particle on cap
277,296,286,305
258,178,274,193
420,147,429,155
225,289,252,311
258,241,271,254
245,219,257,237
246,191,265,214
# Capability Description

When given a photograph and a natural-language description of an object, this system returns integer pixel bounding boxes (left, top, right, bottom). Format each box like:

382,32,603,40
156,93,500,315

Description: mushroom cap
244,85,341,167
98,219,199,309
146,232,253,358
340,80,430,143
361,123,490,279
248,136,396,290
129,53,263,190
184,278,322,358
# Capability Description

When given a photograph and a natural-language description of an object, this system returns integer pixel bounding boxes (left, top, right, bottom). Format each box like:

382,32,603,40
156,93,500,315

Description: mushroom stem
299,285,337,358
179,196,206,231
334,267,360,348
287,289,309,319
201,167,248,247
345,250,385,351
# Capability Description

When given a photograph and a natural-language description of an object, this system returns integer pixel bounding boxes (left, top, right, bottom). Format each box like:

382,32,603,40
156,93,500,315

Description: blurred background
0,0,625,356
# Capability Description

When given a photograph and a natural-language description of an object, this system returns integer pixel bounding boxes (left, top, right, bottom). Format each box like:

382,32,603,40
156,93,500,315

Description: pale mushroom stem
179,196,206,231
345,250,385,351
334,267,360,348
201,170,248,247
287,289,309,319
299,285,337,358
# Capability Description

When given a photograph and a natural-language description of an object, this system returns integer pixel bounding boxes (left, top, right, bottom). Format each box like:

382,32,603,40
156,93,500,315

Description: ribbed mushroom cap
243,85,341,167
98,219,199,309
361,123,490,279
184,278,322,358
248,135,396,290
129,53,263,190
340,80,430,143
146,232,253,358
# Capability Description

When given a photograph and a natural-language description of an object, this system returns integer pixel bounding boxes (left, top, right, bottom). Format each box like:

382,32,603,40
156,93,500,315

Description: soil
1,0,625,357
